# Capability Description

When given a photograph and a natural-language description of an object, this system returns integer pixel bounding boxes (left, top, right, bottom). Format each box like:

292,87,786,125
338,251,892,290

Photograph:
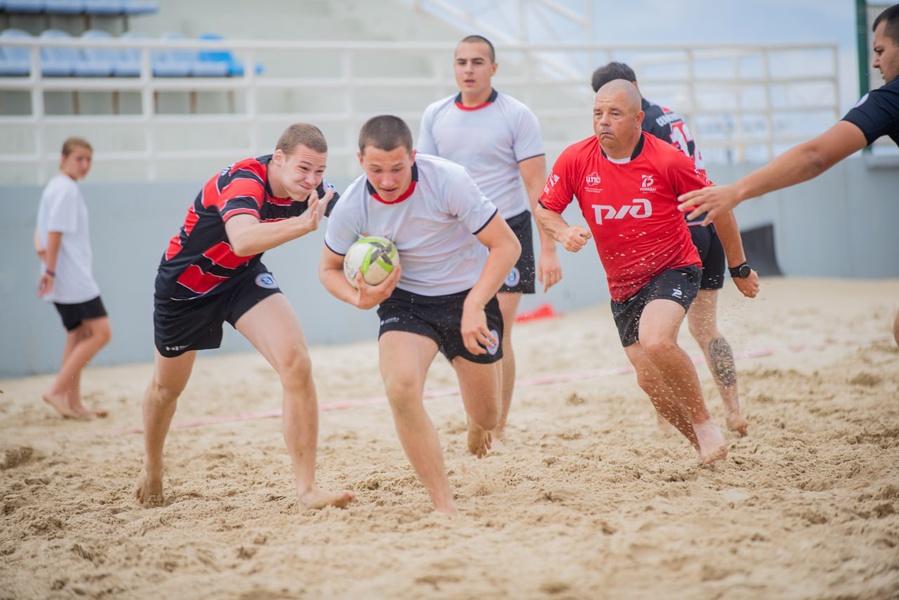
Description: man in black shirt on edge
679,3,899,345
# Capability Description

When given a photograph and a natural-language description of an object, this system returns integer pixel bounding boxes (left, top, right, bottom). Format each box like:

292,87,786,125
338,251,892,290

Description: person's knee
147,378,183,406
274,345,313,387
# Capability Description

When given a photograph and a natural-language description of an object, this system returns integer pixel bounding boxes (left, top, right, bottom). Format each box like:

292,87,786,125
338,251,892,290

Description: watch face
738,265,751,278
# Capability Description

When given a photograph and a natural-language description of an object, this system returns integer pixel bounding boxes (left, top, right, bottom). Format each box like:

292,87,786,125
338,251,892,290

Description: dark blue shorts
499,210,536,294
689,222,725,290
54,296,107,331
610,265,701,347
154,263,281,358
377,287,504,364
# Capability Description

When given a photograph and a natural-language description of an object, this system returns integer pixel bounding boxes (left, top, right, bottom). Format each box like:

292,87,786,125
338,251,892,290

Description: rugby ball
343,236,399,289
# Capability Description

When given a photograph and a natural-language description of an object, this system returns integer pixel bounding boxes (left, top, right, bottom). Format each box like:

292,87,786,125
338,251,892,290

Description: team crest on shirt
485,329,500,355
255,273,278,289
640,175,656,192
505,267,521,287
585,171,602,193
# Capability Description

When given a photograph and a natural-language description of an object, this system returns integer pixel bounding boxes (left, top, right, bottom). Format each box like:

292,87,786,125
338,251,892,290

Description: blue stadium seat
43,0,84,15
77,29,121,76
153,32,228,77
0,28,32,76
39,29,80,76
118,29,147,75
81,0,124,15
198,33,263,77
3,0,45,14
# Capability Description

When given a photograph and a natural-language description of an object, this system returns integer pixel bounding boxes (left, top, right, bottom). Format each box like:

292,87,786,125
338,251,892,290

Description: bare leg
380,331,457,513
452,357,501,458
687,290,748,436
493,291,521,441
135,349,196,507
43,316,112,418
893,310,899,347
236,294,353,511
630,299,727,464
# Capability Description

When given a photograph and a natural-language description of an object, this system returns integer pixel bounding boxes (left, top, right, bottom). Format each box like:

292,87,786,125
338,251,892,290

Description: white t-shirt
417,90,544,219
36,174,101,303
324,154,498,297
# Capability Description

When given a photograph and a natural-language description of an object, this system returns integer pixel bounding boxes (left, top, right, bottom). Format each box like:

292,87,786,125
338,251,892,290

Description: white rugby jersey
36,174,101,304
325,154,498,297
417,89,544,220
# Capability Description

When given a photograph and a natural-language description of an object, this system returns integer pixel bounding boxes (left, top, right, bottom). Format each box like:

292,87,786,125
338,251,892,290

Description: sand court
1,277,897,599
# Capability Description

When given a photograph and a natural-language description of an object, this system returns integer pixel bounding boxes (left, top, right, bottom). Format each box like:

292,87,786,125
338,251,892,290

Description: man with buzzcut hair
537,80,758,465
679,2,899,345
135,123,354,512
418,34,561,443
320,114,521,514
591,61,757,436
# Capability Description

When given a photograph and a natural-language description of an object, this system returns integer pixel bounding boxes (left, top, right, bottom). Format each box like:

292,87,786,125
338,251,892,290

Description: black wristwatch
729,262,752,278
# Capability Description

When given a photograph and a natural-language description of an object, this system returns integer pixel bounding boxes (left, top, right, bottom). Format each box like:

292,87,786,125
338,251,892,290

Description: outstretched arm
225,186,333,257
678,121,868,224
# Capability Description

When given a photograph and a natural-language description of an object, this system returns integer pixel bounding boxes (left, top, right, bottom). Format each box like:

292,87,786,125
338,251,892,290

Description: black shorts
377,287,504,364
689,222,725,290
154,263,282,358
610,265,701,347
54,296,107,331
499,210,536,294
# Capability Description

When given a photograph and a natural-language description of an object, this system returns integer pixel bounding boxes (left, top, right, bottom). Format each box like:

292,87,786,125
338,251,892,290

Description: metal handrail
0,36,840,184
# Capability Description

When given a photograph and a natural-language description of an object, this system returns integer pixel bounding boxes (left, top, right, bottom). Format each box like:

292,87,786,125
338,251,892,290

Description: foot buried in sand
134,469,165,508
298,488,355,511
467,421,492,458
694,421,728,465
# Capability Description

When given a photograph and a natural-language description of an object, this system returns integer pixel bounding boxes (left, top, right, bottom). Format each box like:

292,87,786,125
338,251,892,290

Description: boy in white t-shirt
320,115,521,514
35,137,111,419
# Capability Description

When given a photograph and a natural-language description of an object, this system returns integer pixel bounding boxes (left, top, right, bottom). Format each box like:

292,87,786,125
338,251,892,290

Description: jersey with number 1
539,133,709,302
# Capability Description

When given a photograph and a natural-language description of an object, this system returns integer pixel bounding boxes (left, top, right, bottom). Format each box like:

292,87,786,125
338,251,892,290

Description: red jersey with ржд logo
155,155,338,301
539,133,710,302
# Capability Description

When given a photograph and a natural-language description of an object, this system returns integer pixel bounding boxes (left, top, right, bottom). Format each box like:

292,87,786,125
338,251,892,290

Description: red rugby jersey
539,133,709,302
156,155,337,300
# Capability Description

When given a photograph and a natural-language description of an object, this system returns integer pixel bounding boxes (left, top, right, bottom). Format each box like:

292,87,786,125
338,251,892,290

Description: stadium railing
0,36,841,184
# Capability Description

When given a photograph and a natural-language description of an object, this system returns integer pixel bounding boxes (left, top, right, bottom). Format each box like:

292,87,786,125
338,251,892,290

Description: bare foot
298,488,355,511
694,421,728,465
466,421,492,458
655,411,679,435
71,404,109,419
725,413,749,437
134,469,165,507
43,393,86,419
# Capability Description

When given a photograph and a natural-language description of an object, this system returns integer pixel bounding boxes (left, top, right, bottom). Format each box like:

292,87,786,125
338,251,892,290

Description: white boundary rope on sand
105,344,811,436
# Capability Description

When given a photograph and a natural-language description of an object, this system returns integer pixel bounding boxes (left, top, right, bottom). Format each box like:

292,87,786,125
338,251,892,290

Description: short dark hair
276,123,327,154
458,34,495,62
873,3,899,46
591,62,637,92
358,115,413,154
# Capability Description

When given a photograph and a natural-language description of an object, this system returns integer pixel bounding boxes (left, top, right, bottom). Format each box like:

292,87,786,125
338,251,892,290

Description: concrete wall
1,156,897,379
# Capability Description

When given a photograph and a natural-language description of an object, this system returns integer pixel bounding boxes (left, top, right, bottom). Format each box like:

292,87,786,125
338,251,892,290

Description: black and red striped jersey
155,155,338,301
